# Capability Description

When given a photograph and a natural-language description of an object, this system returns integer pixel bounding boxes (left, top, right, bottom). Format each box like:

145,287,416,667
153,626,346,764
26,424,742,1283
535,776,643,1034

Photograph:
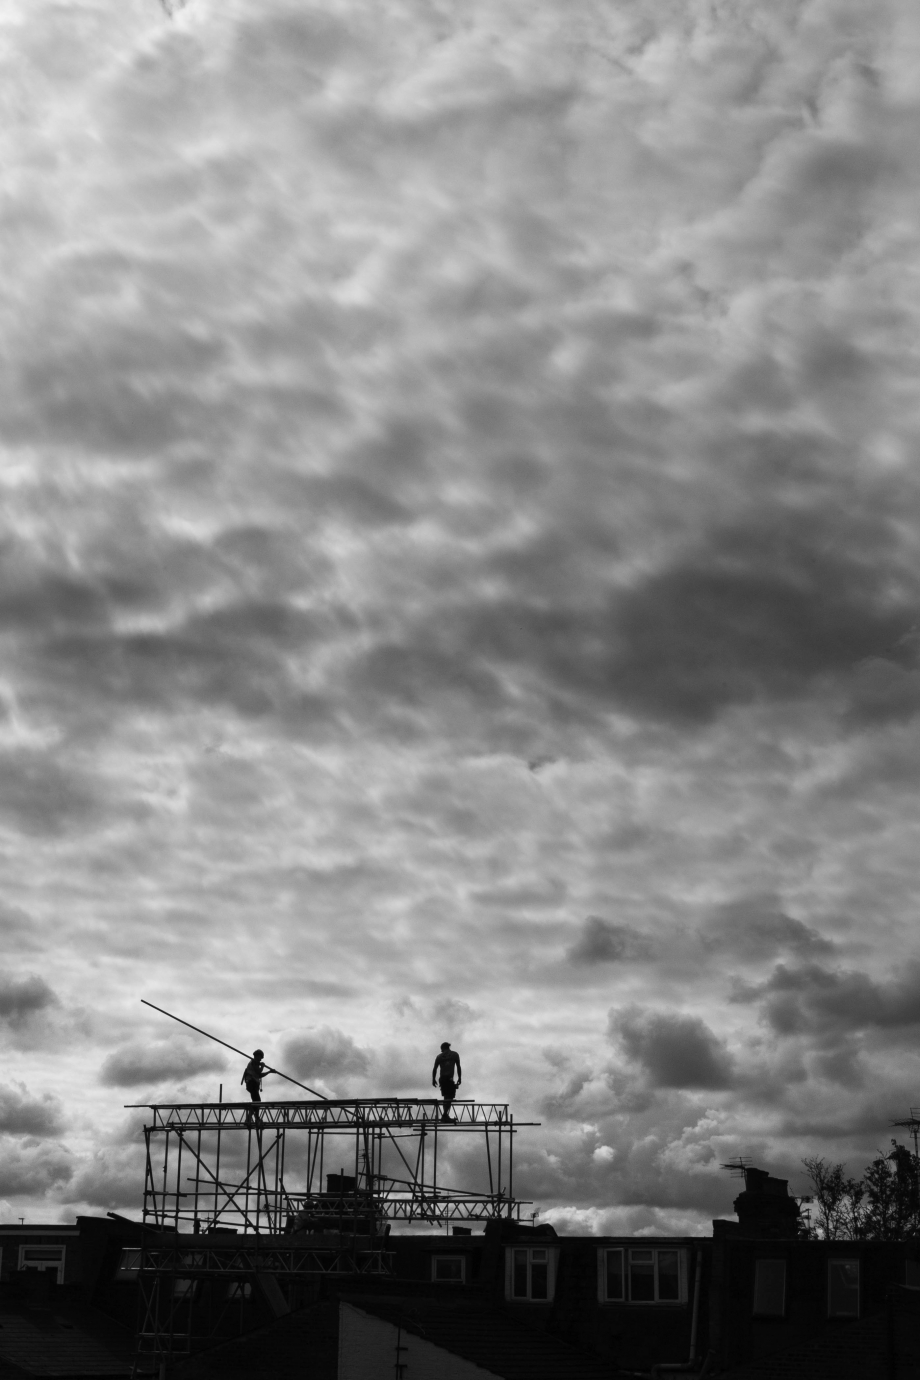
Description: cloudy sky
2,0,920,1235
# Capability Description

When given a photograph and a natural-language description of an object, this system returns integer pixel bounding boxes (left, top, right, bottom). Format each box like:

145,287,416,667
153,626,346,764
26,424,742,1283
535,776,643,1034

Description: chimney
731,1166,801,1239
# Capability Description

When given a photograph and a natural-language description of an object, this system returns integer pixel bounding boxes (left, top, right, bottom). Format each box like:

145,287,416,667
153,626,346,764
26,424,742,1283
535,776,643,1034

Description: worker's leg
439,1078,456,1121
245,1080,261,1124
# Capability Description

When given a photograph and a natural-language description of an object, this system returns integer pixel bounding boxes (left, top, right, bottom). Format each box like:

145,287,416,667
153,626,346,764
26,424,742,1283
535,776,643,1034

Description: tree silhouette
802,1143,920,1240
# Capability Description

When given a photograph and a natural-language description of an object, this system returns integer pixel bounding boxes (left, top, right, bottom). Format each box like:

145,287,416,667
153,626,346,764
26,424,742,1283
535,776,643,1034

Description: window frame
752,1258,787,1318
431,1255,466,1284
115,1247,142,1279
598,1247,625,1302
173,1251,205,1300
505,1246,557,1302
598,1247,688,1305
827,1258,860,1318
18,1245,66,1285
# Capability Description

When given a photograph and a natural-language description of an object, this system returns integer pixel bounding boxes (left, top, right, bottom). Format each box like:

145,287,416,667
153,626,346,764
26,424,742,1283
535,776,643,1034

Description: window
598,1249,687,1304
753,1260,786,1317
432,1256,465,1283
227,1281,251,1300
173,1251,205,1300
116,1248,142,1279
906,1260,920,1289
828,1259,859,1317
506,1247,556,1302
600,1248,625,1301
18,1246,65,1284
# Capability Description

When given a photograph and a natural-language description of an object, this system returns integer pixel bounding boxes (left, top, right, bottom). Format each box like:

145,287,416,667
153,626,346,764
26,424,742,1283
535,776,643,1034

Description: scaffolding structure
132,1096,535,1373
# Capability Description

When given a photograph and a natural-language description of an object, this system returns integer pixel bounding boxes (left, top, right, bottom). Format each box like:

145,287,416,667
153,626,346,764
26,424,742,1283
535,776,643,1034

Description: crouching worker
432,1042,461,1122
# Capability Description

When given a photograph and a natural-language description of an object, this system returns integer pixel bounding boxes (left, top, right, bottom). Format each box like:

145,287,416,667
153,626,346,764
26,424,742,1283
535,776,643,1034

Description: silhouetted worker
432,1042,461,1122
241,1049,270,1105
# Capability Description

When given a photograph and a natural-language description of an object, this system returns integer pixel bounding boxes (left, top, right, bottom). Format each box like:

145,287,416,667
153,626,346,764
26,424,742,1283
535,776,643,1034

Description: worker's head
253,1048,264,1059
441,1042,451,1051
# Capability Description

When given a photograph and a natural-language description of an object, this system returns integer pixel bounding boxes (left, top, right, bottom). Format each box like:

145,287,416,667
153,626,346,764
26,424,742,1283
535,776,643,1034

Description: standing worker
432,1042,461,1122
241,1048,270,1107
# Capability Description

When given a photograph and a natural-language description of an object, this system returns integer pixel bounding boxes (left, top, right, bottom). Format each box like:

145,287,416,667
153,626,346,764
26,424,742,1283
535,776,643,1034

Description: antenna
720,1156,753,1178
892,1109,920,1158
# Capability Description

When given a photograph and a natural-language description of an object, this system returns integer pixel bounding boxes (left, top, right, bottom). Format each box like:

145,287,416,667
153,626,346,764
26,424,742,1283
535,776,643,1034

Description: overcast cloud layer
2,0,920,1232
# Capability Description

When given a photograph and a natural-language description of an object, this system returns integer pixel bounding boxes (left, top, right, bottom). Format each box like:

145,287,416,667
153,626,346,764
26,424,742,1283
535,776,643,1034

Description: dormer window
432,1256,466,1283
828,1259,859,1317
506,1246,557,1301
598,1248,688,1304
19,1246,65,1285
116,1248,142,1279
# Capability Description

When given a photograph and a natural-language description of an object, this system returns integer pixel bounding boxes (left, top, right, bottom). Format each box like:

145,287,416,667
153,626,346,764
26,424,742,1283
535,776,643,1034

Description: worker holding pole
241,1048,271,1103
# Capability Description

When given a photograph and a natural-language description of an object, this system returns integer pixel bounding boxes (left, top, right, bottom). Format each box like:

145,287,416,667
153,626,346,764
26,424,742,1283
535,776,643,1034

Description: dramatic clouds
609,1009,736,1091
99,1040,228,1087
281,1028,371,1084
0,1084,65,1138
568,917,655,964
0,976,59,1027
1,0,919,1230
733,960,920,1036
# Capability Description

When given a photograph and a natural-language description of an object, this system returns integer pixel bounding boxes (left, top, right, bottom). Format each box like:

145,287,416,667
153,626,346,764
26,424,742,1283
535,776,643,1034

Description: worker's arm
455,1058,462,1086
431,1057,440,1087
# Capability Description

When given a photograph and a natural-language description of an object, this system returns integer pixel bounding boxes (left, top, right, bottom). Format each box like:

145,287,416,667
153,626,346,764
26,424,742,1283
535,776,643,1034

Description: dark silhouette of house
0,1217,139,1378
5,1166,920,1377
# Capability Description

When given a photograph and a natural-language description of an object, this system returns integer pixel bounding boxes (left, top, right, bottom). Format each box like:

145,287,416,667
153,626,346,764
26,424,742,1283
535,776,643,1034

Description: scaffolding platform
129,1097,531,1131
131,1095,536,1373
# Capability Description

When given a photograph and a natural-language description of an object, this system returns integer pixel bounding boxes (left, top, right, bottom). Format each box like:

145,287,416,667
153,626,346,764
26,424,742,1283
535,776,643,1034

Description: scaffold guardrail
127,1098,535,1130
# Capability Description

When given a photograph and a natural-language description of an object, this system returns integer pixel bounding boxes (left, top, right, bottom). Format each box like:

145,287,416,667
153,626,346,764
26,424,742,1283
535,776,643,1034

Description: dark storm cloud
601,513,914,725
0,1084,65,1136
733,961,920,1036
701,896,835,962
428,998,477,1034
568,916,655,964
0,1142,73,1197
0,562,109,631
846,651,920,725
68,1144,147,1213
35,605,343,729
609,1008,735,1090
0,509,356,737
0,751,108,836
0,512,347,729
281,1027,371,1083
0,975,59,1027
99,1040,228,1087
343,504,916,740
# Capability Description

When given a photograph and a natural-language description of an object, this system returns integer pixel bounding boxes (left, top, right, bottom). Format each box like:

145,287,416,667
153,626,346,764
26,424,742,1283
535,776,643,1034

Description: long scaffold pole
141,999,330,1100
